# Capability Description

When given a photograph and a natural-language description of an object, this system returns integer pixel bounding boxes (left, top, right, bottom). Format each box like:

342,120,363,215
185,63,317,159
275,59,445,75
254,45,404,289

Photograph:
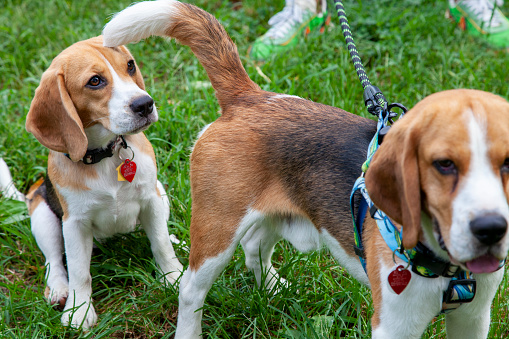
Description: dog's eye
86,75,103,88
127,60,136,75
433,159,457,175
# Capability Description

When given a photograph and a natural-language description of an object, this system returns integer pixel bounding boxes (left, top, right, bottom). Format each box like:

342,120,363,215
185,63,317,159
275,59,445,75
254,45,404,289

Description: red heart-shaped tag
388,265,411,295
120,159,137,183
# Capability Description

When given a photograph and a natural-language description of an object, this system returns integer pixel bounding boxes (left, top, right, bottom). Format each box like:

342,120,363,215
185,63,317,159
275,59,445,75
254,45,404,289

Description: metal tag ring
119,145,135,162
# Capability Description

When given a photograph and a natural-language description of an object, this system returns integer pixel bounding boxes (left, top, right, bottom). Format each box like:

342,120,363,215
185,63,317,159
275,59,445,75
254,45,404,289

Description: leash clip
363,85,387,117
376,102,409,145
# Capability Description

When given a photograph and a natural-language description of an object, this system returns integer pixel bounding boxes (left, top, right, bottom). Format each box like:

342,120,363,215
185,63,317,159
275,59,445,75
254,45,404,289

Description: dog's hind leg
176,209,262,338
240,217,284,292
31,201,69,309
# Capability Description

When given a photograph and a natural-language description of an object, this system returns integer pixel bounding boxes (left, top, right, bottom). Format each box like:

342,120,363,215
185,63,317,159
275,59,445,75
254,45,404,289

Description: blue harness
348,98,505,314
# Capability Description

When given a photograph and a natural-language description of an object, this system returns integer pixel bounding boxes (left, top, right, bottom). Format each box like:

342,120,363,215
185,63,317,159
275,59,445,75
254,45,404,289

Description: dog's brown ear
26,67,87,162
365,120,422,249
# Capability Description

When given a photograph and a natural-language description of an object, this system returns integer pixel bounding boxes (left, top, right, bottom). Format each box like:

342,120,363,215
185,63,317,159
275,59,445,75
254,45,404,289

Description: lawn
1,0,508,337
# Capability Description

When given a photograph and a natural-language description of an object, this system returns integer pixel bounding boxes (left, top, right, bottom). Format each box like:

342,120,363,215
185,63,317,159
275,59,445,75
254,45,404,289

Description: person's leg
447,0,509,49
249,0,330,61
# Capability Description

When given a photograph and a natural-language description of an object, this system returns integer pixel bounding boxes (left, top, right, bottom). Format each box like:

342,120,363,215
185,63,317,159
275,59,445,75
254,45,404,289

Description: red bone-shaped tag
120,159,137,182
388,265,411,295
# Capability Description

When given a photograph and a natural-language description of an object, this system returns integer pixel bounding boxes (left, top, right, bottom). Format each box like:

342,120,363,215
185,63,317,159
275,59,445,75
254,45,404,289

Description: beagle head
26,36,157,161
366,89,509,274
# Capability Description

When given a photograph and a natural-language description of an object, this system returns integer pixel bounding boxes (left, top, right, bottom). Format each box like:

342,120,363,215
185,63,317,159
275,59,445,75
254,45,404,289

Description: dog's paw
44,281,69,311
266,275,290,294
61,300,97,329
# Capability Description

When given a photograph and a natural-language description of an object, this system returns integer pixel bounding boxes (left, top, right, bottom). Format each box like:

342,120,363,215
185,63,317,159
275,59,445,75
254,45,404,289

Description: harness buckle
442,277,477,313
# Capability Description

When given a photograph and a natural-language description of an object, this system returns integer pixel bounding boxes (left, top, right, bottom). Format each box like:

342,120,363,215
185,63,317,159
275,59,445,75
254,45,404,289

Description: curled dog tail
0,158,25,202
103,0,260,110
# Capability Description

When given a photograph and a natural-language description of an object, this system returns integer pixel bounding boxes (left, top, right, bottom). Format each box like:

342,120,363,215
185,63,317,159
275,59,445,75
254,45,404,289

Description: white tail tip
103,0,179,47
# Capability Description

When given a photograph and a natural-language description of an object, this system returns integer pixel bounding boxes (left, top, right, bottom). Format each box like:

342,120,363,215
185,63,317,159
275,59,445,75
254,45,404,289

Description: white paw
44,281,69,310
45,269,69,309
266,275,289,294
61,299,97,329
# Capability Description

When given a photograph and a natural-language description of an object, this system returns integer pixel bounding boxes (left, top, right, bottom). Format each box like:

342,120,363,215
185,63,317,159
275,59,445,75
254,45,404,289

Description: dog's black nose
470,214,507,246
130,96,154,117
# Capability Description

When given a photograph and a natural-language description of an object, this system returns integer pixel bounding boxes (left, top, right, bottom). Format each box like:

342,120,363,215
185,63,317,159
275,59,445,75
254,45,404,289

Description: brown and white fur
103,1,509,338
6,36,183,329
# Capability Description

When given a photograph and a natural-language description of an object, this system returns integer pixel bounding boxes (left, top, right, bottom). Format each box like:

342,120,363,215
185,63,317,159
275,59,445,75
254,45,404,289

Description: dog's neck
420,211,450,262
85,124,118,150
63,125,126,165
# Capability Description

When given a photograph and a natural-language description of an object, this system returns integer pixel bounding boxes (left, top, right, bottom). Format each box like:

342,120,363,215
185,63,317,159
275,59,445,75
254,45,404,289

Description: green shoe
249,5,329,61
447,0,509,49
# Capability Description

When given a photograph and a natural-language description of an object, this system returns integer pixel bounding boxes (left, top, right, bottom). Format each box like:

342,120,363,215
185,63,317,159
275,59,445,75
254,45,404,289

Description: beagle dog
14,36,183,329
103,1,509,338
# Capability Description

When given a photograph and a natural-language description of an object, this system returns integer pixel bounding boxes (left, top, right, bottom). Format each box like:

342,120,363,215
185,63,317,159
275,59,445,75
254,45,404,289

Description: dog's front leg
31,201,69,308
370,261,445,339
140,196,183,285
60,218,97,329
445,268,504,339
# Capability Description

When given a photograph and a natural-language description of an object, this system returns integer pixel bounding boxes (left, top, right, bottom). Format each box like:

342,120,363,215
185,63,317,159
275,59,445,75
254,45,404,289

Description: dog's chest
62,152,158,238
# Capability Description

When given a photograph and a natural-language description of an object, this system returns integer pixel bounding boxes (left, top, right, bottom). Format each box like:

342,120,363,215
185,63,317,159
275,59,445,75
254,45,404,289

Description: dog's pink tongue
466,254,501,274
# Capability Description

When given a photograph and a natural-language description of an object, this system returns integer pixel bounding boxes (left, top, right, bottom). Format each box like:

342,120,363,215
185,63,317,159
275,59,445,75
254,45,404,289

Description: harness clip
441,277,476,315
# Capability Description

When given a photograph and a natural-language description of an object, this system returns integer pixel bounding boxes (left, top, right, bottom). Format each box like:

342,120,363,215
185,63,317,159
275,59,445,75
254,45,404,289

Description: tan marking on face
368,89,509,256
485,99,509,191
63,37,143,130
26,36,145,160
416,100,472,247
417,91,509,252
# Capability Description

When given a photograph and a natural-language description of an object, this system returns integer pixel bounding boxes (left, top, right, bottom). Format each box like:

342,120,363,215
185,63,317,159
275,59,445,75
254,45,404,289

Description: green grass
1,0,509,337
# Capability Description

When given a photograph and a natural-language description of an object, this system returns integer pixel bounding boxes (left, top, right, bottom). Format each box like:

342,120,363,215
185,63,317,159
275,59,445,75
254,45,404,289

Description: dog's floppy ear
26,67,88,162
365,119,422,249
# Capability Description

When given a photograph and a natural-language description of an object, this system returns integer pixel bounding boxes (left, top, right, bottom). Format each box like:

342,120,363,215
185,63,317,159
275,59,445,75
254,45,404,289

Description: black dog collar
65,135,127,165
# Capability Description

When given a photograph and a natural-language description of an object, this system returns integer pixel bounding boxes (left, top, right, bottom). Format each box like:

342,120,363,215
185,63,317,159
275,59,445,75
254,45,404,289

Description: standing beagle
103,1,509,338
5,36,183,329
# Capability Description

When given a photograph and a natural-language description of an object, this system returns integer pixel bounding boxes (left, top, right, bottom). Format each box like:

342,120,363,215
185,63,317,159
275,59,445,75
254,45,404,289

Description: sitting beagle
103,1,509,338
7,36,183,329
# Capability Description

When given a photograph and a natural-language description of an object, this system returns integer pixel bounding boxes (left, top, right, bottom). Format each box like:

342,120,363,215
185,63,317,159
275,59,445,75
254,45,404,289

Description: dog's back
103,2,377,337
